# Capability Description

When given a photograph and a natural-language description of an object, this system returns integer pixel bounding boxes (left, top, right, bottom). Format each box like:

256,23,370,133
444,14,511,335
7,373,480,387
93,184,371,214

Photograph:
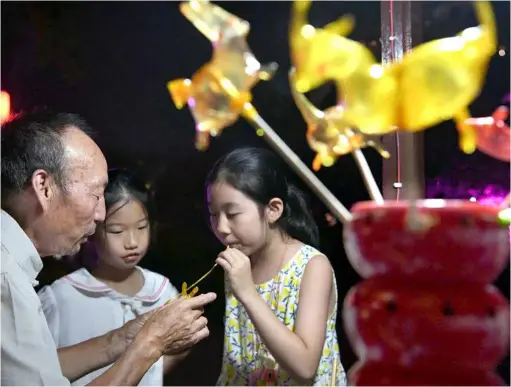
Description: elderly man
1,111,217,386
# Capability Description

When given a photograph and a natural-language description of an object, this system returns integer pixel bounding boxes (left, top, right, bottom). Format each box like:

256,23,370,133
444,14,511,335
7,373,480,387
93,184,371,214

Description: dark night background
2,1,510,385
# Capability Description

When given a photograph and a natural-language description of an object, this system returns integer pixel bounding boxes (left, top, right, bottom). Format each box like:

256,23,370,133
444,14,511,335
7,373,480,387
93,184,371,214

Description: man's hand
122,310,154,346
105,309,155,363
136,292,217,357
87,292,217,386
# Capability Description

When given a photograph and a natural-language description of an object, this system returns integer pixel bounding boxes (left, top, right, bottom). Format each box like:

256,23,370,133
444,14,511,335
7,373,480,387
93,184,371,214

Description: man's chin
65,243,83,257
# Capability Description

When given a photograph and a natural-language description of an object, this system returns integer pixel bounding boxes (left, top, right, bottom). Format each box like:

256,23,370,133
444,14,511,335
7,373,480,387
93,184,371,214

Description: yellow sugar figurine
166,264,217,304
289,0,498,155
167,0,278,150
289,0,376,94
288,0,398,147
288,68,389,172
395,0,497,153
289,68,386,203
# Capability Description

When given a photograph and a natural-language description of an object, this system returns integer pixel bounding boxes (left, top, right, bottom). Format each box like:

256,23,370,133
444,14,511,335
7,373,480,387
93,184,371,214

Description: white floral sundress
216,245,347,386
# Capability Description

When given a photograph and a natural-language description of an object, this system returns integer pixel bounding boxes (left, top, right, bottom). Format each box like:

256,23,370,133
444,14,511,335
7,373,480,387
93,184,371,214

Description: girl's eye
138,224,149,230
107,230,123,234
226,213,239,219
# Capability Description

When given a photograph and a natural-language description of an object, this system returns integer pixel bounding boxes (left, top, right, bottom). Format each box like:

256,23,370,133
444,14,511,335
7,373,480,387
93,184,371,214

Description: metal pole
380,0,425,201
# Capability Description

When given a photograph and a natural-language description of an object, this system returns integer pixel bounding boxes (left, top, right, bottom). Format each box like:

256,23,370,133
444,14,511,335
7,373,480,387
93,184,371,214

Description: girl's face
207,182,269,256
94,199,150,270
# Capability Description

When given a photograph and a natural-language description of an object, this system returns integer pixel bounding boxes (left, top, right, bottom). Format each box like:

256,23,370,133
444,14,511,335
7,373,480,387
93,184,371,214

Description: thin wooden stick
352,149,384,204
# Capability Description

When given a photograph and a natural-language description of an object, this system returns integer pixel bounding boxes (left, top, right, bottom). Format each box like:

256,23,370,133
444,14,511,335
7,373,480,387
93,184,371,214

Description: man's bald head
61,125,107,186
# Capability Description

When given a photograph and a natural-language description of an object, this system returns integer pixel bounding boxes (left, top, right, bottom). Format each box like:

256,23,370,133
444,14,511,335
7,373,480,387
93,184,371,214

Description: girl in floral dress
206,147,347,386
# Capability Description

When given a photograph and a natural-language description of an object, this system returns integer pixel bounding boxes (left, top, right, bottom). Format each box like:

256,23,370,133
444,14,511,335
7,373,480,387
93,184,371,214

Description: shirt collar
64,267,169,304
1,210,43,287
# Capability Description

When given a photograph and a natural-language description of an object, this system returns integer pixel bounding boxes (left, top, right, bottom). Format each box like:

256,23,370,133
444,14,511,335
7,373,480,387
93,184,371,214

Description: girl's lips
122,253,140,262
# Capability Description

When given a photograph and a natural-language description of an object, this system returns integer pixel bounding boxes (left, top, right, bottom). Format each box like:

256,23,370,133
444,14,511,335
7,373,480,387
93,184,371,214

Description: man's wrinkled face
38,127,108,257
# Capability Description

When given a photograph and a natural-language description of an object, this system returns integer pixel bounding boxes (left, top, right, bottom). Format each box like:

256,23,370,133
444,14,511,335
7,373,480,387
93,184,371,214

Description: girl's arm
239,255,334,382
163,351,189,374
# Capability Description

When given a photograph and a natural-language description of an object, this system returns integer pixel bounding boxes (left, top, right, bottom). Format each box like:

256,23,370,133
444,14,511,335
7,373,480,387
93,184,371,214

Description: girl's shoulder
292,244,327,267
48,267,92,293
37,267,91,306
300,244,325,257
283,244,334,282
136,267,179,302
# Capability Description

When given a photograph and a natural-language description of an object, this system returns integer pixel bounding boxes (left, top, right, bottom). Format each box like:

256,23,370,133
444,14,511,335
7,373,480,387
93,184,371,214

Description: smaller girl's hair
205,147,320,248
104,168,154,220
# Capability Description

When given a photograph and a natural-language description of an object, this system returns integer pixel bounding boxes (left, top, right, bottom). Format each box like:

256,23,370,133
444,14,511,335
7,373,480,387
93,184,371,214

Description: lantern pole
380,0,425,201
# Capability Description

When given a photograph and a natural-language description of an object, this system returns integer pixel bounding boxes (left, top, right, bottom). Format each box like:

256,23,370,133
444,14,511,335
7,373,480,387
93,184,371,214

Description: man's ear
31,169,56,211
266,197,284,225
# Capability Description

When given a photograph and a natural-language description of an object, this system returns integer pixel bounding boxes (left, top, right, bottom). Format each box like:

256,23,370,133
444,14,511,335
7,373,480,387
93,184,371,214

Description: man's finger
184,292,217,309
193,326,210,343
191,316,208,331
159,295,184,311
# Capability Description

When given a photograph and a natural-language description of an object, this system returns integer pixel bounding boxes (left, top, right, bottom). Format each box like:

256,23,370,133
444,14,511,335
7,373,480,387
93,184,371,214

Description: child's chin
118,258,141,268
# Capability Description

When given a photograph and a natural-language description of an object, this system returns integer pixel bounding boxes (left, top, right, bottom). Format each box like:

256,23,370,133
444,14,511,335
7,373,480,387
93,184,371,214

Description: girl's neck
91,262,145,297
250,233,302,285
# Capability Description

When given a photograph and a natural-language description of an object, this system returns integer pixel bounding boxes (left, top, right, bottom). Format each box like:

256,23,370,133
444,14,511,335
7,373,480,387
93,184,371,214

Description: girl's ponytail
278,183,320,248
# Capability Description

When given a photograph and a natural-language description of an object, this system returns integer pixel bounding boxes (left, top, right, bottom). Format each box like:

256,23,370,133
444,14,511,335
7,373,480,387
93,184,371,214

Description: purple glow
427,181,509,206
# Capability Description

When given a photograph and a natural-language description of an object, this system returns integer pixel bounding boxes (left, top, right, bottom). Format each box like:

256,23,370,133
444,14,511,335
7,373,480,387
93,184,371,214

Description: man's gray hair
1,110,93,205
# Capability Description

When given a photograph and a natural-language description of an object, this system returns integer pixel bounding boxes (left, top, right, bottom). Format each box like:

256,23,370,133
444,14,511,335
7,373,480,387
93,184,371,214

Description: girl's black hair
205,147,320,249
104,169,154,220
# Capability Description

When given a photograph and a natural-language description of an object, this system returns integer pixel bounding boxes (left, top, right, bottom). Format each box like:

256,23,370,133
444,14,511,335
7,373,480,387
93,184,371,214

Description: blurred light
393,182,403,189
325,213,337,227
498,49,506,57
498,208,511,227
469,196,477,202
1,90,11,124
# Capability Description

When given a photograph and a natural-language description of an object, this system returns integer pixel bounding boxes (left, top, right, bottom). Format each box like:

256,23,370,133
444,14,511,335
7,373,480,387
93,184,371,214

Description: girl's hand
216,247,255,301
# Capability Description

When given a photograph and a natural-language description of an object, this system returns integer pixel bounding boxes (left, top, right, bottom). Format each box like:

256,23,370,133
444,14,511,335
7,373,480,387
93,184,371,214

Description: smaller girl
207,147,347,386
38,169,184,386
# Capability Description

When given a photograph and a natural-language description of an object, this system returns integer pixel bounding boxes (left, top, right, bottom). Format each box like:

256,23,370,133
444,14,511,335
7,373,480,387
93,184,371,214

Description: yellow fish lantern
395,0,497,153
288,68,390,171
167,0,278,150
288,0,377,94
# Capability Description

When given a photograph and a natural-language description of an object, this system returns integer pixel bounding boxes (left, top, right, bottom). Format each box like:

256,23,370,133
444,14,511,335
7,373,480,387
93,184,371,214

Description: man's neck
2,205,43,256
